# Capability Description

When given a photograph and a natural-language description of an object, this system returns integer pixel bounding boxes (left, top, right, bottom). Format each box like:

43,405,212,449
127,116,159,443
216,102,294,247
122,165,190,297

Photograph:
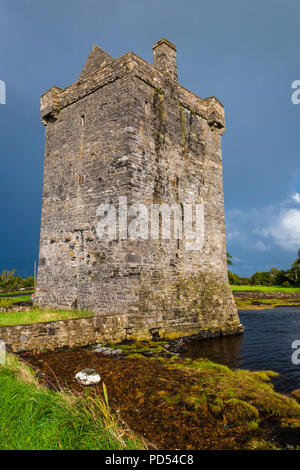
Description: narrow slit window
81,114,85,126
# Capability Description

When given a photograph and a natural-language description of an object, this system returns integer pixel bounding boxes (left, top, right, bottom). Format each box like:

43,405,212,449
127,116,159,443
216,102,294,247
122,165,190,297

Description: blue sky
0,0,300,277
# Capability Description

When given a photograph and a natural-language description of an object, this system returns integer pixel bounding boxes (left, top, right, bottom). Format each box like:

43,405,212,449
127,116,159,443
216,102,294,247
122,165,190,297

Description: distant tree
0,270,17,290
227,252,233,266
269,267,279,285
274,269,289,286
286,268,300,286
0,270,35,291
292,248,300,268
23,277,34,288
289,249,300,285
13,276,24,289
250,271,272,286
239,277,250,285
228,270,240,285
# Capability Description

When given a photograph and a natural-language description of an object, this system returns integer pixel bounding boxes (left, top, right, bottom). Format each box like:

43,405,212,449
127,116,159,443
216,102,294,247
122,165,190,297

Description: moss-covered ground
231,286,300,292
20,341,300,450
235,298,300,310
0,307,94,326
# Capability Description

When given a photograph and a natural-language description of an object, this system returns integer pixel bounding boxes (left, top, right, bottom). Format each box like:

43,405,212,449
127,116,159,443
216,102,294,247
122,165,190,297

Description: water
183,307,300,393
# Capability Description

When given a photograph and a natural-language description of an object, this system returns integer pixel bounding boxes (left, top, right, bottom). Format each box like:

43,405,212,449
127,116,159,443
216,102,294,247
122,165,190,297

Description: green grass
0,354,144,450
2,344,300,450
0,308,94,327
0,290,34,297
0,295,32,308
166,356,300,423
106,340,167,356
231,285,300,292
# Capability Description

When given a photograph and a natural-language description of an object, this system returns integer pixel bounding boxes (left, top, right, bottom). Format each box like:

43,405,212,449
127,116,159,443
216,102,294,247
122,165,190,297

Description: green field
231,285,300,292
0,295,32,309
0,290,34,297
0,308,94,327
0,355,143,450
0,291,94,326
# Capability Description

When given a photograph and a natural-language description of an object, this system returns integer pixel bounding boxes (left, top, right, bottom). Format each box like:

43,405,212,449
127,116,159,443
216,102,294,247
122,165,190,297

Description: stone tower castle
35,38,243,341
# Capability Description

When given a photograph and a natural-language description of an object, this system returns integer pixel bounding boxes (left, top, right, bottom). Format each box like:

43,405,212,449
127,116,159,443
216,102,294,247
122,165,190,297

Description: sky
0,0,300,277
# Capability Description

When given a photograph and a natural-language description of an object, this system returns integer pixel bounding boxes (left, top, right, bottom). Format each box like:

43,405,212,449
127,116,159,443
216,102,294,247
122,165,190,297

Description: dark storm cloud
0,0,299,276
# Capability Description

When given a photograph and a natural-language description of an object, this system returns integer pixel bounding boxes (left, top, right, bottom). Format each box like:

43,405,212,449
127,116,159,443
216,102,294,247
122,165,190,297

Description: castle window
81,114,85,126
145,101,150,116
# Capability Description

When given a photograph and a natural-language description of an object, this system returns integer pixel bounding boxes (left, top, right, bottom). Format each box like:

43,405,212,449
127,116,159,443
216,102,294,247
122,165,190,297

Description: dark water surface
183,307,300,393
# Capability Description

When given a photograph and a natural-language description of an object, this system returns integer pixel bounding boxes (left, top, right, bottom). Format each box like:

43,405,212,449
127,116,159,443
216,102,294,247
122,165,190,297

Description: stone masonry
35,38,243,341
0,315,243,354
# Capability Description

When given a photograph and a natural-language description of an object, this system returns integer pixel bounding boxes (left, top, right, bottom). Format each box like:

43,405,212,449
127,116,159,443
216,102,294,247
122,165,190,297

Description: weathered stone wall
0,316,243,353
0,316,126,353
35,38,243,341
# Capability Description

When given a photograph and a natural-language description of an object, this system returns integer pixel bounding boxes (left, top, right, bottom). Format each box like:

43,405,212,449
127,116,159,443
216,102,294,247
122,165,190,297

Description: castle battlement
41,41,225,130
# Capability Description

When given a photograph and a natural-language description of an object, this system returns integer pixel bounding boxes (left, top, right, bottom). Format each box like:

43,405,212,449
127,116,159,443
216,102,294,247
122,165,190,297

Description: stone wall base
0,314,244,353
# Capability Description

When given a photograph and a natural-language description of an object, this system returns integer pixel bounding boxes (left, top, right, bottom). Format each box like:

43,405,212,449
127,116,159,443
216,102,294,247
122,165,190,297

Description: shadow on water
183,306,300,394
183,333,245,367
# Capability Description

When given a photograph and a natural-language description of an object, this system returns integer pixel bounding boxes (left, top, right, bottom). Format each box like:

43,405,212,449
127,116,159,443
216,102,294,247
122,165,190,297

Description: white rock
92,346,123,356
113,349,123,355
75,368,101,386
104,348,123,356
93,346,110,353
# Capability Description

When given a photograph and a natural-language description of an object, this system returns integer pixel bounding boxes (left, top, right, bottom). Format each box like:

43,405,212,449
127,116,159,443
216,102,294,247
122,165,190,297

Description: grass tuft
0,296,32,308
0,354,144,450
231,285,300,292
165,356,300,421
223,399,259,425
0,308,94,327
291,389,300,403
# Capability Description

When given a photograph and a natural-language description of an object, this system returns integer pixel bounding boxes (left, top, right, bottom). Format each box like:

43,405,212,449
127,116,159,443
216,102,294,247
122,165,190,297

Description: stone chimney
153,38,178,82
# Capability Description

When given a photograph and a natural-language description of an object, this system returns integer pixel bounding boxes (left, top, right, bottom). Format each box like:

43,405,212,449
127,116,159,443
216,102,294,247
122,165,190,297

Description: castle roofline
41,43,225,130
79,44,114,79
152,38,177,51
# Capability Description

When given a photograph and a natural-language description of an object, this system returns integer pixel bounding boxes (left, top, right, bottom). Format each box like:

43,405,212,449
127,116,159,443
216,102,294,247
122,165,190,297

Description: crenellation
41,53,225,131
40,86,62,125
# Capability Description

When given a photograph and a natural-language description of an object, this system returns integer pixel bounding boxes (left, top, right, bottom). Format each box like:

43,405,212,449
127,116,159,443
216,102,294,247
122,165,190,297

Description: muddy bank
234,291,300,299
20,348,230,450
233,291,300,310
19,344,300,450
